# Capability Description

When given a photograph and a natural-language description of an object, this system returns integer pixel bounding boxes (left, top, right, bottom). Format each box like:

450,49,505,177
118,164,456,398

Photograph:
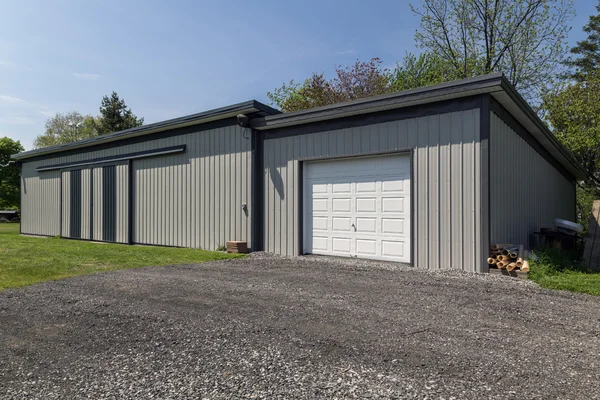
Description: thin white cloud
336,49,358,56
0,94,29,105
73,72,100,80
37,109,55,118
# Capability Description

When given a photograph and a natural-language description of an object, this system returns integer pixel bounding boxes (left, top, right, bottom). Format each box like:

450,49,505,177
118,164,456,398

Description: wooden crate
226,241,248,254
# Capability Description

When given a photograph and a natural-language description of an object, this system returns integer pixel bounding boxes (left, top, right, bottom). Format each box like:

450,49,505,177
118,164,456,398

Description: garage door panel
332,217,351,231
382,197,405,213
382,218,405,234
313,216,328,231
313,198,328,212
304,154,411,263
356,197,376,213
332,237,351,252
312,236,328,251
356,181,376,193
356,238,377,255
332,182,351,193
356,217,376,232
332,198,351,212
382,240,405,257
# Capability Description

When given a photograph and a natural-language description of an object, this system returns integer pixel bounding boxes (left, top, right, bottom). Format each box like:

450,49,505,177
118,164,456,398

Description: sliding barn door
61,163,129,243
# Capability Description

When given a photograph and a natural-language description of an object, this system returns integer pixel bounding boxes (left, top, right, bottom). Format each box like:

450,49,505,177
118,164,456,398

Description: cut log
520,260,530,273
497,261,507,269
506,262,517,271
487,257,497,265
491,244,512,250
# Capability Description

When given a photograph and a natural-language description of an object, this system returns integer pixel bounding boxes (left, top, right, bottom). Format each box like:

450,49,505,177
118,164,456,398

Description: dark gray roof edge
498,76,586,179
13,100,280,160
251,72,585,180
251,72,505,128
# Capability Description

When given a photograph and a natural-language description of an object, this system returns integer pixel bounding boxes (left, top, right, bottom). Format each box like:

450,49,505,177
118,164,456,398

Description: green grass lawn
0,224,243,291
528,248,600,296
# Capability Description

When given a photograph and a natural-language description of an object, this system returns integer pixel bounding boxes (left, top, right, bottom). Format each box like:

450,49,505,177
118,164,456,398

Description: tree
0,137,24,209
388,52,461,92
33,112,100,149
543,72,600,222
566,1,600,82
97,92,143,134
268,58,390,112
411,0,574,101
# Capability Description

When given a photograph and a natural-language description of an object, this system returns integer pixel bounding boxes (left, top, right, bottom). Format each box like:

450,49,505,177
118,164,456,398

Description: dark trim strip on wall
480,95,491,273
69,169,82,239
298,160,304,256
23,118,243,164
102,165,117,242
36,145,186,172
409,148,415,267
264,96,483,140
489,97,575,183
90,168,94,240
127,160,133,245
251,129,264,251
59,172,63,237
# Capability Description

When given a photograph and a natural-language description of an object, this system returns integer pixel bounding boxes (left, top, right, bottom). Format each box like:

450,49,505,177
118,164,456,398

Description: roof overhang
12,100,279,161
252,73,585,181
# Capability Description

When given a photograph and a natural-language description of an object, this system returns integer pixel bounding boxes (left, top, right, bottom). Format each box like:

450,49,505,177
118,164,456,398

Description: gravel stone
1,254,599,399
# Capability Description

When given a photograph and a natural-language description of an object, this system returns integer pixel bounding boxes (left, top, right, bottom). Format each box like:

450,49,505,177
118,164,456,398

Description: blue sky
0,0,597,150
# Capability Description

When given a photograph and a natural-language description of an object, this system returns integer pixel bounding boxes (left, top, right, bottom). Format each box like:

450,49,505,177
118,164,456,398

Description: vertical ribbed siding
61,171,70,237
92,167,103,241
20,163,60,236
132,125,251,250
116,163,129,243
19,123,251,248
80,168,91,240
264,109,482,272
490,113,575,246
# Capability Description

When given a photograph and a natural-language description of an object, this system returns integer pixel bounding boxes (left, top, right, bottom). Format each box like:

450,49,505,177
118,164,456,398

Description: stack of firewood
487,244,530,272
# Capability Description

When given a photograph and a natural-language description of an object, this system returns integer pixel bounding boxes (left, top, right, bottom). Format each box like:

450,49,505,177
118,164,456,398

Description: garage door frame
298,149,414,265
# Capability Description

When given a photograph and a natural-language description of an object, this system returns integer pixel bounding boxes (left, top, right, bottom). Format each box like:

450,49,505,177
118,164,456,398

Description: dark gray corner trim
127,159,134,245
35,145,186,172
251,129,264,252
489,97,575,183
253,73,504,130
262,96,484,140
480,95,490,273
14,101,279,161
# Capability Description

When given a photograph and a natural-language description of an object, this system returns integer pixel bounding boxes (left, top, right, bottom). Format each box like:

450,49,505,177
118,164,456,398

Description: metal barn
13,74,585,273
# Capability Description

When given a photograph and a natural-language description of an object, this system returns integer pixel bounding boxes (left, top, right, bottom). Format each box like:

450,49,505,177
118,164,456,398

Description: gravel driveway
1,254,599,399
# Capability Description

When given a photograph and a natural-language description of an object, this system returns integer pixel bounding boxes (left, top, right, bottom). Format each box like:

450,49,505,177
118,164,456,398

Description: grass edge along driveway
0,224,243,291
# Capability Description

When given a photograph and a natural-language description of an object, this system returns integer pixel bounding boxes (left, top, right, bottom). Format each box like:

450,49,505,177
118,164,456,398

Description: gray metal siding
92,167,103,241
20,163,61,236
20,124,251,249
490,113,575,247
61,171,70,237
81,169,91,240
264,109,483,272
132,125,251,249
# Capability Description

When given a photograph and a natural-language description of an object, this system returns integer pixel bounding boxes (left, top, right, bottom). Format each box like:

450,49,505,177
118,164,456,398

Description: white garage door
303,154,411,263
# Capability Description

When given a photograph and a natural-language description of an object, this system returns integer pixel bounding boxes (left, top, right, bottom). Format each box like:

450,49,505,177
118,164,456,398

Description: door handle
351,223,357,232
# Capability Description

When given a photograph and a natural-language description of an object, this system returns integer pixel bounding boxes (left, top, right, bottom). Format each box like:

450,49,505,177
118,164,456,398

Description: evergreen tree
566,1,600,82
98,92,144,134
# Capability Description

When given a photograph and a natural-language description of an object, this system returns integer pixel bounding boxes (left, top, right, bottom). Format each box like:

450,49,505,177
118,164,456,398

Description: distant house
12,73,585,272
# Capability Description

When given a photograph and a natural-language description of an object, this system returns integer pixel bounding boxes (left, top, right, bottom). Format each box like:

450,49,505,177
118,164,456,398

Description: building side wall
263,109,483,272
20,124,252,249
490,113,576,247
